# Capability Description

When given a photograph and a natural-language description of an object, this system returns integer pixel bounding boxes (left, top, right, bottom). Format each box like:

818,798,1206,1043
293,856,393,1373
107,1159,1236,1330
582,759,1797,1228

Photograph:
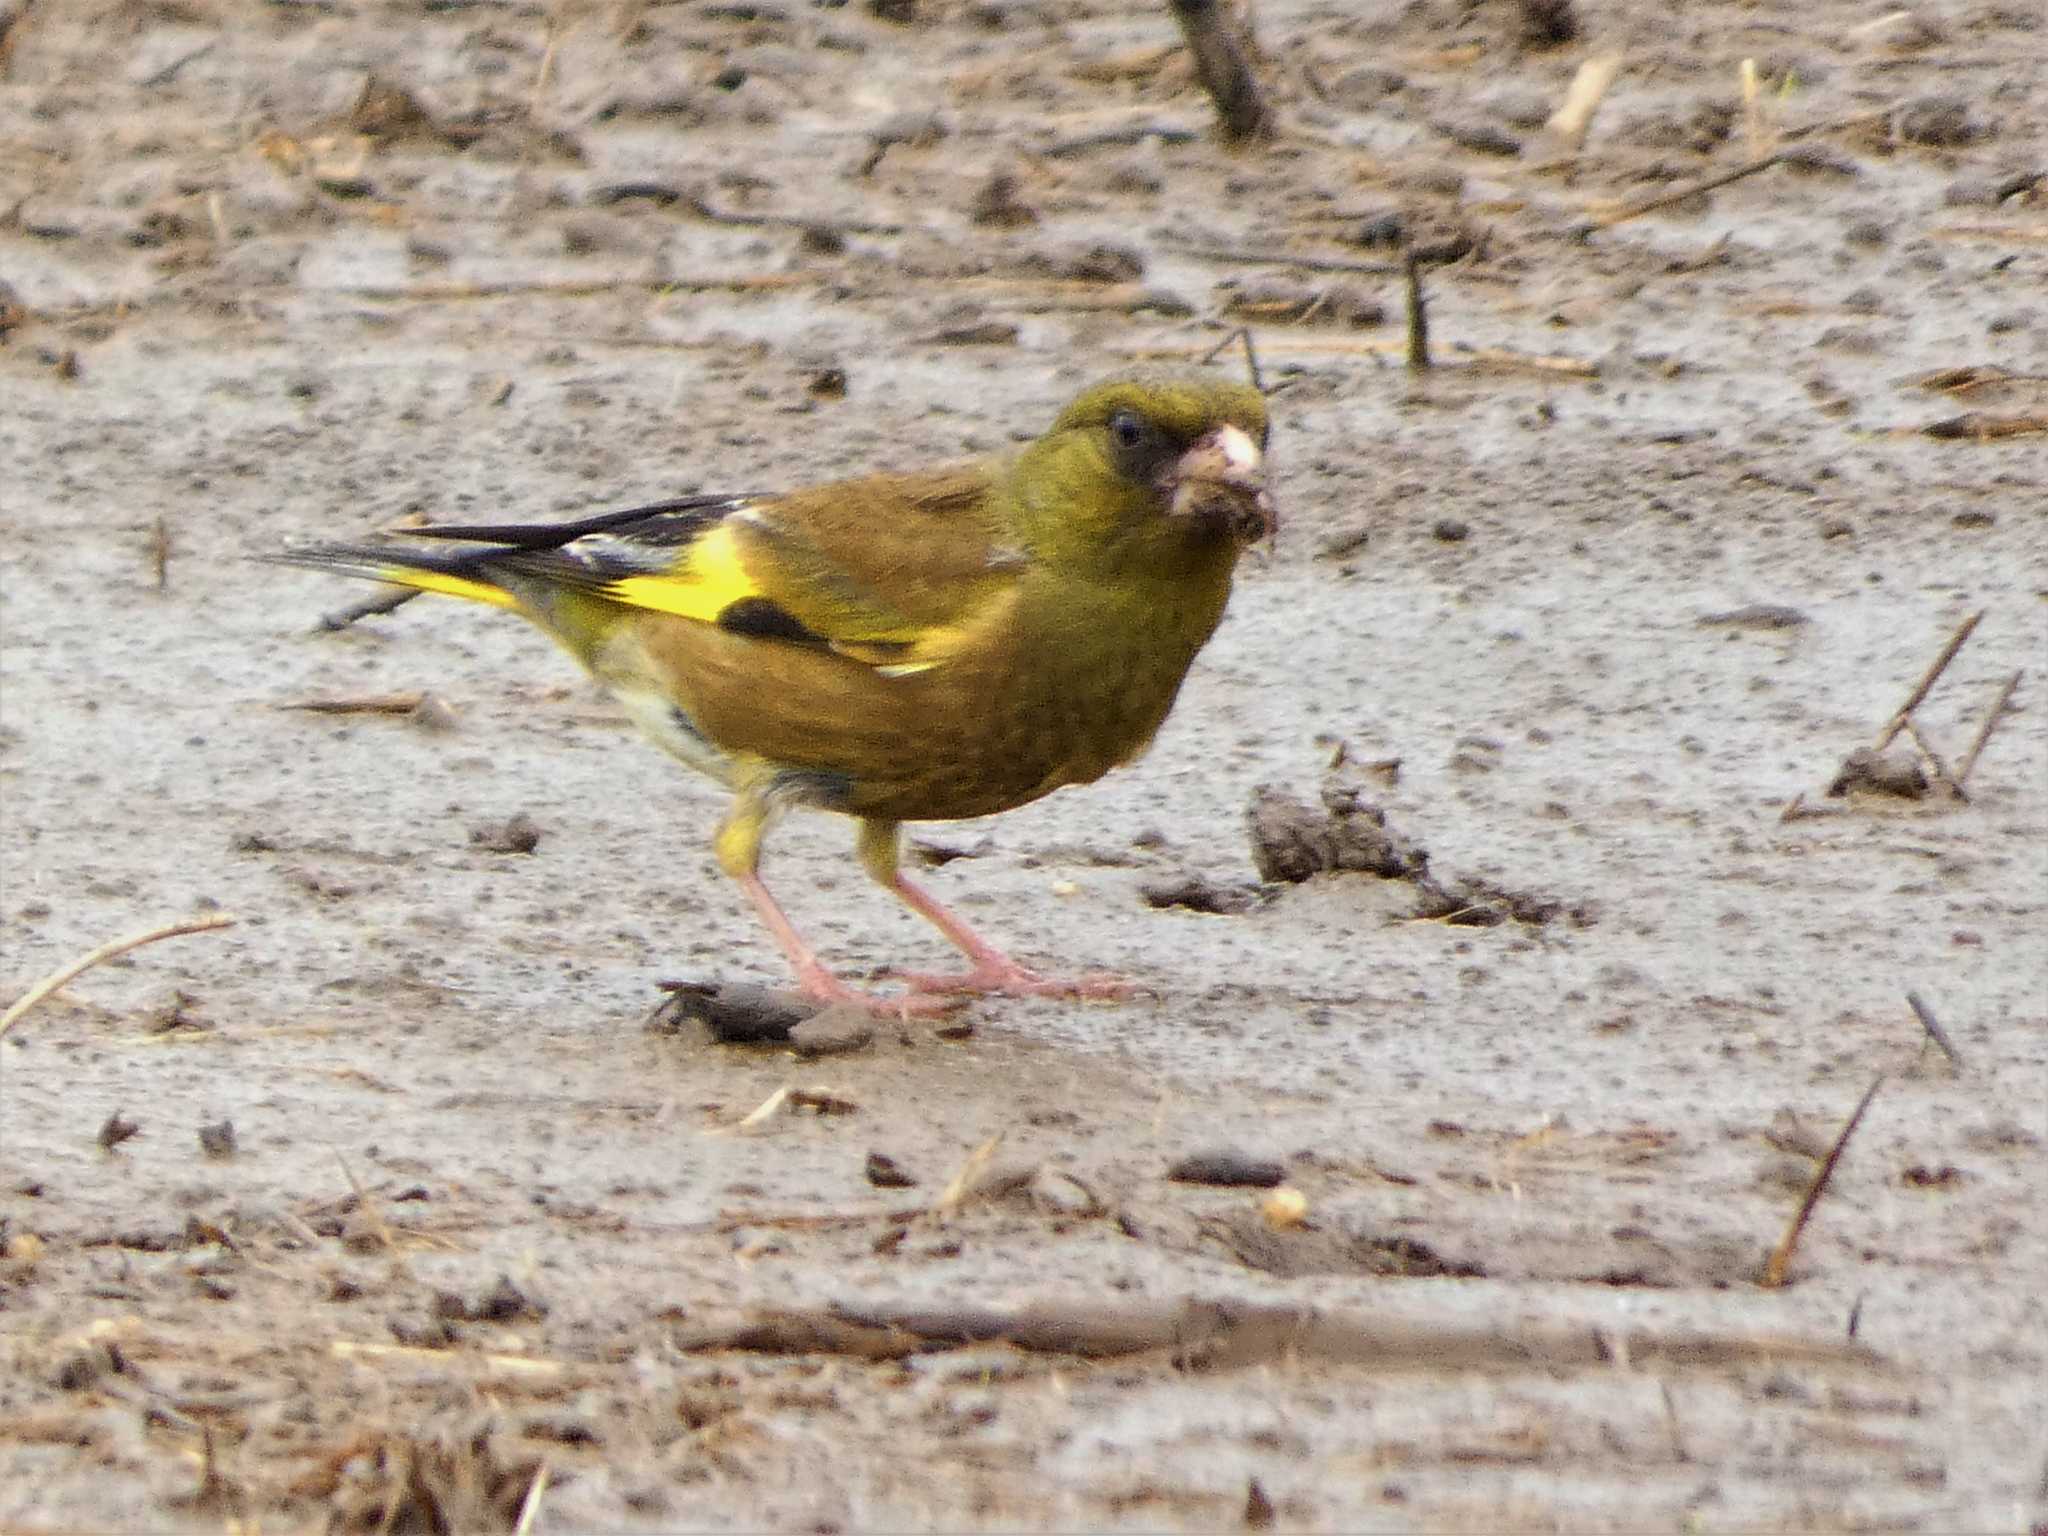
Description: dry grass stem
512,1462,550,1536
1168,0,1272,143
1955,669,2022,786
1403,253,1430,371
1589,151,1785,230
1545,53,1623,149
1901,717,1966,799
329,1340,567,1378
1201,325,1265,392
1740,58,1767,159
277,693,428,716
936,1134,1003,1214
1,913,237,1039
1875,611,1982,749
1762,1075,1884,1288
317,586,422,630
1904,992,1962,1070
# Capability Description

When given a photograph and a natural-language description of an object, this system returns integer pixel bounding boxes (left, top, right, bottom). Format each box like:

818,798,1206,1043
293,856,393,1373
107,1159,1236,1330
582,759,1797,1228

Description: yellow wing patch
600,524,756,622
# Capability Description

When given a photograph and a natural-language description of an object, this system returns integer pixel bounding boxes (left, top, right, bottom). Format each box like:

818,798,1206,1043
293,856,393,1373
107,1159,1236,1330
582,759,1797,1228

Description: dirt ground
3,0,2045,1529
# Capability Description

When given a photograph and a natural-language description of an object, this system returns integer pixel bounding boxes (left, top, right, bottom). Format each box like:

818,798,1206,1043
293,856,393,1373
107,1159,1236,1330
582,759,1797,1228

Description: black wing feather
398,494,756,550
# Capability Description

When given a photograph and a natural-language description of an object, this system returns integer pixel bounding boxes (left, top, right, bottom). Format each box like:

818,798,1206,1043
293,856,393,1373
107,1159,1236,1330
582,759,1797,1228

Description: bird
278,371,1274,1015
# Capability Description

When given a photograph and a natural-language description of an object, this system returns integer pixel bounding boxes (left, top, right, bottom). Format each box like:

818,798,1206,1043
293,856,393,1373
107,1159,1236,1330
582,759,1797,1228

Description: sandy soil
3,0,2046,1529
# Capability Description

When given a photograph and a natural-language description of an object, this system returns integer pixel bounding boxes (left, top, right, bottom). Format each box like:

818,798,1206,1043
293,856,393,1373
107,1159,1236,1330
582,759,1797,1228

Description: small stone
1827,747,1927,800
469,812,541,853
1895,96,1981,147
789,1008,875,1057
865,1151,917,1188
1167,1150,1286,1188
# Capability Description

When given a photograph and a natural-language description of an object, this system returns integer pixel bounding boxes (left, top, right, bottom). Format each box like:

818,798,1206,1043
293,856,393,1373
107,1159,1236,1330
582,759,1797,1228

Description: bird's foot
794,964,965,1019
887,960,1130,1000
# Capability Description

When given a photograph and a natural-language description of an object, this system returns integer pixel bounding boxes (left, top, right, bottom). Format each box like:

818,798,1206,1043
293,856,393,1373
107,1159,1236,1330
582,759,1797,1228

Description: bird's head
1009,372,1275,573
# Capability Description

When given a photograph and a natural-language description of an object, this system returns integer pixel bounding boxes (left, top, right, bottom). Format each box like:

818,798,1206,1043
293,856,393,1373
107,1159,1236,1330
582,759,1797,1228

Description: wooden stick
1875,611,1982,749
317,586,421,631
1544,52,1622,150
1201,325,1265,392
149,516,171,592
1740,58,1766,161
1762,1075,1883,1288
325,275,808,303
277,693,427,716
1403,252,1431,371
1901,717,1967,801
1159,241,1405,277
1,914,237,1039
512,1463,551,1536
1956,669,2022,786
1168,0,1272,143
1452,343,1599,377
1904,992,1962,1071
1586,152,1784,231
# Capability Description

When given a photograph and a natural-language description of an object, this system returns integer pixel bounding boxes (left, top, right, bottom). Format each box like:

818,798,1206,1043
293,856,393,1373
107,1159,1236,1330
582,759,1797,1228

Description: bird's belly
839,646,1195,823
612,684,737,788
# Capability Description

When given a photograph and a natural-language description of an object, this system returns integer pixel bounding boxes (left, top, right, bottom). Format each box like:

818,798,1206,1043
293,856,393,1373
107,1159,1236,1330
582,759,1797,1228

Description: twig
1761,1075,1884,1288
1,914,237,1039
1403,252,1431,371
1660,1382,1688,1463
1740,57,1766,161
1043,122,1199,158
277,693,427,716
1585,152,1785,231
1451,343,1599,377
138,40,213,88
686,198,904,238
935,1134,1002,1214
1904,992,1962,1071
1875,610,1982,749
329,1148,397,1253
513,1463,550,1536
149,517,171,592
325,275,807,302
0,0,35,78
1955,668,2022,786
328,1340,566,1377
1201,325,1264,393
1902,717,1967,801
1158,241,1405,277
1167,0,1272,143
317,586,421,631
1544,52,1622,150
670,1296,1881,1369
1921,410,2048,440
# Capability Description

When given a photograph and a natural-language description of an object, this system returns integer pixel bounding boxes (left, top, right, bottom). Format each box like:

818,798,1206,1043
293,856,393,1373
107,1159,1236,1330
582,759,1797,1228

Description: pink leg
735,872,959,1018
884,872,1129,1000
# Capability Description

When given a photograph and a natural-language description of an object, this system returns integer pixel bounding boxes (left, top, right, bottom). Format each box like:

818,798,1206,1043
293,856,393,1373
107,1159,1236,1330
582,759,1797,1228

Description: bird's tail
272,496,748,613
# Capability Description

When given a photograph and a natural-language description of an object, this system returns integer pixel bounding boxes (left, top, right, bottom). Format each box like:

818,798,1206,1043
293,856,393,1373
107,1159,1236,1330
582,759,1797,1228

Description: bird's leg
716,800,956,1017
859,820,1129,999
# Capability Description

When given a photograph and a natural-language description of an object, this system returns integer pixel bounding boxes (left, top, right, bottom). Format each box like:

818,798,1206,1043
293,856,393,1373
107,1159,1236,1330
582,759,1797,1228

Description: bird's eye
1110,410,1148,449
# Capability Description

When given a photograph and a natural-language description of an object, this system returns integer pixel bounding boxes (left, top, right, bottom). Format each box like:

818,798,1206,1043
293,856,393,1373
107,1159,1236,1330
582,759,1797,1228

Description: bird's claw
794,967,966,1019
884,962,1130,1000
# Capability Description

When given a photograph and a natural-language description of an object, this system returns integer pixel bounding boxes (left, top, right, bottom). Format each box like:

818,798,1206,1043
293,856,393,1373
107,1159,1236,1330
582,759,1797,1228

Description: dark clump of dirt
1248,782,1431,884
1247,780,1589,928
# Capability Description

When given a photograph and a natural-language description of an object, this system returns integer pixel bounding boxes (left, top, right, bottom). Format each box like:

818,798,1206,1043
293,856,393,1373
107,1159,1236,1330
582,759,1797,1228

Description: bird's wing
280,463,1020,673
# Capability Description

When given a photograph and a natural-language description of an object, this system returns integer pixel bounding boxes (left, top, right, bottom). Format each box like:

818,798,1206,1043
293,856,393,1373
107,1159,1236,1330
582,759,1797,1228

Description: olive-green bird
280,372,1273,1014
